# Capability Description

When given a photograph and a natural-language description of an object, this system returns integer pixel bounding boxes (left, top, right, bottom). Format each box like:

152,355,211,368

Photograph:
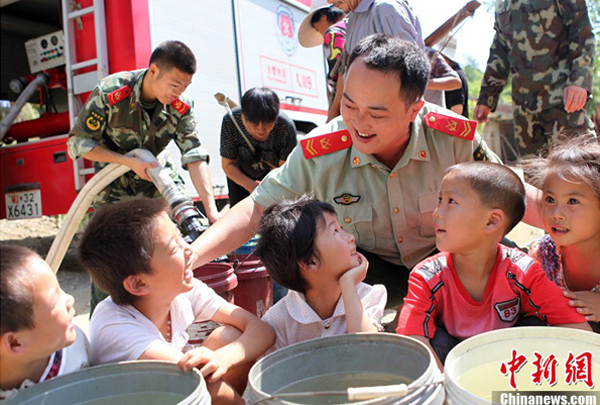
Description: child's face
542,173,600,247
21,257,77,356
313,212,361,277
146,212,195,298
433,174,491,253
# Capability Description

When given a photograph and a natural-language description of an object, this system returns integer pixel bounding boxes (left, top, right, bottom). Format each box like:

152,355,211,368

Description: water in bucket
247,333,444,405
444,327,600,405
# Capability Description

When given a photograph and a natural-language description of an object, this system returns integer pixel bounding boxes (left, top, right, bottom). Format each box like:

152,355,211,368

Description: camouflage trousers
512,104,595,158
89,170,187,315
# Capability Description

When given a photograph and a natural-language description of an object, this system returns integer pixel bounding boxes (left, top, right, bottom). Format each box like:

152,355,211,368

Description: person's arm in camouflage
174,101,220,224
560,0,596,113
474,23,511,124
66,86,158,181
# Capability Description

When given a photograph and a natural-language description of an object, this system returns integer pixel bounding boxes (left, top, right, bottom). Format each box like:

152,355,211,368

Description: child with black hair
78,198,274,405
524,136,600,332
255,195,387,351
397,162,590,370
0,244,90,400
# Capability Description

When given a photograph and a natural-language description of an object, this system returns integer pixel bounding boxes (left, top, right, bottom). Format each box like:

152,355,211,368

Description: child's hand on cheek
563,290,600,322
177,346,228,382
339,253,369,287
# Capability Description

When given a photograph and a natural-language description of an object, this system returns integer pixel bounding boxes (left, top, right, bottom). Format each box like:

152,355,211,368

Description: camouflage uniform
477,0,596,157
67,69,209,311
67,69,210,209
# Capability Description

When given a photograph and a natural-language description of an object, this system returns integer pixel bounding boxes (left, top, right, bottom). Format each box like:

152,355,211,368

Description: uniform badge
171,99,190,115
85,110,104,132
495,297,521,322
107,86,132,106
334,194,360,205
300,129,352,159
473,142,495,162
424,112,477,141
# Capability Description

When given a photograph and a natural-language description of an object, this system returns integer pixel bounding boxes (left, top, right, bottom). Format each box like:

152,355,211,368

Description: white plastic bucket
6,361,211,405
247,333,445,405
445,327,600,405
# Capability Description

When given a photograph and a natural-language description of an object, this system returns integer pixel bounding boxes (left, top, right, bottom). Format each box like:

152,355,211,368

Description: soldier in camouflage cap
474,0,596,158
67,41,221,311
67,40,220,223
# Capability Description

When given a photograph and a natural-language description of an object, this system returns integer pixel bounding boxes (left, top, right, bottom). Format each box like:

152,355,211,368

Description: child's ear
485,209,505,233
1,332,27,356
298,256,319,273
123,275,151,296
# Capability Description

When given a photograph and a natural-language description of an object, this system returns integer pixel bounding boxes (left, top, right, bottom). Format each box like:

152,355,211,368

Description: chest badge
494,297,521,322
334,193,361,205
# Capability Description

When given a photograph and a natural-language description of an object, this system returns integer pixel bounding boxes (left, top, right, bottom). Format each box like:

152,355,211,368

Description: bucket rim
443,327,600,404
5,360,206,405
248,332,440,404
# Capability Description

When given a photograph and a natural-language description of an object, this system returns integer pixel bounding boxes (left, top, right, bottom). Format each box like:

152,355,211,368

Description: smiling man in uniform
191,35,539,308
68,40,220,311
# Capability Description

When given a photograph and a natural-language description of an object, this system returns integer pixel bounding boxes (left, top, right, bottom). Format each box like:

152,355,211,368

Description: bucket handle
252,378,445,403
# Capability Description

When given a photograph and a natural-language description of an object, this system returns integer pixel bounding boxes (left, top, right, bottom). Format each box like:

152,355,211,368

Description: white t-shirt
89,279,226,365
0,326,90,401
261,283,387,351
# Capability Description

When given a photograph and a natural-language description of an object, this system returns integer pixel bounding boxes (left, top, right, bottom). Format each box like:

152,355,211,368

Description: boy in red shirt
397,162,591,369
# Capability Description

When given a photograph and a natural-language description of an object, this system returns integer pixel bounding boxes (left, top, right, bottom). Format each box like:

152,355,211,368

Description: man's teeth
554,227,568,232
357,131,375,138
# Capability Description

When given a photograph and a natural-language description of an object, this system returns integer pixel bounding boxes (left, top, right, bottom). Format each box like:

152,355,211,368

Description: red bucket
231,258,272,318
193,262,237,303
188,262,238,346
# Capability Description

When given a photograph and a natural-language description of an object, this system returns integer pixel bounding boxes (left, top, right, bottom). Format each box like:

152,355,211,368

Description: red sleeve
396,272,438,338
518,263,587,325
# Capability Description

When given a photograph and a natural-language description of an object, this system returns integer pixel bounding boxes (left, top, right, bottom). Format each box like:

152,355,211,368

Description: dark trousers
431,316,548,365
358,248,439,309
227,177,251,207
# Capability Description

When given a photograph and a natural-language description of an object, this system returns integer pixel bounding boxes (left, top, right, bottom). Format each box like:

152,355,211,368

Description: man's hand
473,104,491,124
124,156,158,181
563,85,587,113
564,290,600,322
177,346,228,383
339,252,369,287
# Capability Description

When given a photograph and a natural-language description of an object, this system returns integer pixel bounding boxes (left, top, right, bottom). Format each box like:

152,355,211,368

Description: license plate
5,189,42,219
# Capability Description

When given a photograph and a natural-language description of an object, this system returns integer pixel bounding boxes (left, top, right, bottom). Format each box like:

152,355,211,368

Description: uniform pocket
418,191,438,237
337,204,375,250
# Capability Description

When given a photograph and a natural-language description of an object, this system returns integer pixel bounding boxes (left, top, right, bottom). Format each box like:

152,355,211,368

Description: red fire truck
1,0,328,220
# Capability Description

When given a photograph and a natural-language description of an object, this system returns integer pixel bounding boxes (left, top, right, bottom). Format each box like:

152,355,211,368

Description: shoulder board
106,86,132,106
300,129,352,159
424,112,477,141
170,99,190,115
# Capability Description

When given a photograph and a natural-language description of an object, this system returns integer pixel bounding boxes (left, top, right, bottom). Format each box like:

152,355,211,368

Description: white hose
46,149,163,273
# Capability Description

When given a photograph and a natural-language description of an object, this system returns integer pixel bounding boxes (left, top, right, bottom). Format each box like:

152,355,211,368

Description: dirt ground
0,216,92,330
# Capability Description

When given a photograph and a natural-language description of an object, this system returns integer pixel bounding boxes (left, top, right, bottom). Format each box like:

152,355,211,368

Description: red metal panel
105,0,152,73
1,136,79,219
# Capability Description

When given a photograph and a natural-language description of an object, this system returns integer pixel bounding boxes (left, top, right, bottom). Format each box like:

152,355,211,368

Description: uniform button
341,135,348,142
404,256,410,263
345,217,352,224
390,172,395,179
324,323,330,329
429,116,436,123
394,207,399,214
398,237,404,243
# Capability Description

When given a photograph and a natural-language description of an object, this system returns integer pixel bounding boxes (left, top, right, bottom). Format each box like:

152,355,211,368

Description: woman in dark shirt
220,87,297,206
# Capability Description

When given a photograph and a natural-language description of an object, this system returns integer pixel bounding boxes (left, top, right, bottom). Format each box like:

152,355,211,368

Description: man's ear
485,209,505,233
123,275,150,297
1,332,27,356
409,99,425,122
148,63,160,79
